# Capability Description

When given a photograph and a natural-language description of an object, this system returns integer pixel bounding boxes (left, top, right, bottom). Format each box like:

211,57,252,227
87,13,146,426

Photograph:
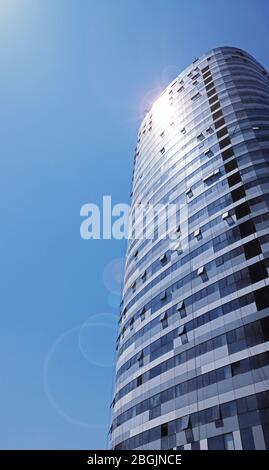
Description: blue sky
0,0,269,450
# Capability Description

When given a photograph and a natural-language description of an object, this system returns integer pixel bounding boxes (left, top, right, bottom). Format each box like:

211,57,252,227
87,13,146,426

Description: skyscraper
110,47,269,450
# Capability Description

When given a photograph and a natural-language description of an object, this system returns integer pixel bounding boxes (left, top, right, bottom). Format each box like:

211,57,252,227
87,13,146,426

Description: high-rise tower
110,47,269,450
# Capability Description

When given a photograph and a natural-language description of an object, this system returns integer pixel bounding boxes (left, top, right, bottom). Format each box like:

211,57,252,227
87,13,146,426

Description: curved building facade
110,46,269,450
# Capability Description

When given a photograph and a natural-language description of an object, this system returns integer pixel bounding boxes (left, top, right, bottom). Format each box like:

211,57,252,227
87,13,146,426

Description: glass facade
109,47,269,450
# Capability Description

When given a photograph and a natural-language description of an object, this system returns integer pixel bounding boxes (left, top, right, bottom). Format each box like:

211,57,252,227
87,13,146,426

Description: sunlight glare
152,93,173,130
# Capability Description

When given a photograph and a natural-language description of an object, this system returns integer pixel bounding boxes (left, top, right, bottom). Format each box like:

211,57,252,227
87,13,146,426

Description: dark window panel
209,96,219,106
217,127,229,140
201,65,210,74
219,136,231,149
212,110,223,121
231,186,246,203
248,261,268,284
225,159,238,173
204,76,213,86
255,287,269,311
208,434,225,450
215,117,226,129
211,103,221,113
228,172,242,187
239,220,256,238
222,147,234,161
244,239,262,260
261,316,269,340
206,82,216,92
235,202,250,219
161,423,168,437
207,87,217,98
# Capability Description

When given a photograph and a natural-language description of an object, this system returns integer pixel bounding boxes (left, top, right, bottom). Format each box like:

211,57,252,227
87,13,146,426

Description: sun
152,92,173,130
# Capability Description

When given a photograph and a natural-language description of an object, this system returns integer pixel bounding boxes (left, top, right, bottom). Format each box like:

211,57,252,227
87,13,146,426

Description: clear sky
0,0,269,450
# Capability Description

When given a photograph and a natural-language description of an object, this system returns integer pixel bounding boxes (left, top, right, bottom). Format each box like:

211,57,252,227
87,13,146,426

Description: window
207,433,234,450
160,253,167,264
207,87,217,97
191,92,201,101
175,224,181,234
186,187,193,197
213,109,223,121
203,71,211,80
160,312,168,329
206,126,214,134
194,228,201,238
217,127,229,140
185,428,194,443
141,271,147,283
177,301,186,318
160,291,167,301
191,441,200,450
204,76,213,86
239,220,255,238
178,325,186,336
240,428,255,450
201,65,210,74
222,211,230,220
172,242,182,253
235,202,250,219
214,117,225,129
248,261,268,283
219,136,231,149
231,359,246,376
244,239,261,260
137,351,144,367
150,405,161,420
204,148,213,157
254,286,269,311
197,133,205,141
197,266,205,276
210,102,221,113
222,147,234,161
231,186,246,203
206,82,215,92
177,300,184,311
203,171,214,183
179,415,190,430
137,375,143,387
178,325,188,344
140,307,146,321
225,159,238,173
224,433,235,450
203,169,219,183
228,172,241,187
209,96,218,106
181,127,187,135
161,423,168,438
262,424,269,449
160,131,165,138
129,317,134,330
160,147,165,154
